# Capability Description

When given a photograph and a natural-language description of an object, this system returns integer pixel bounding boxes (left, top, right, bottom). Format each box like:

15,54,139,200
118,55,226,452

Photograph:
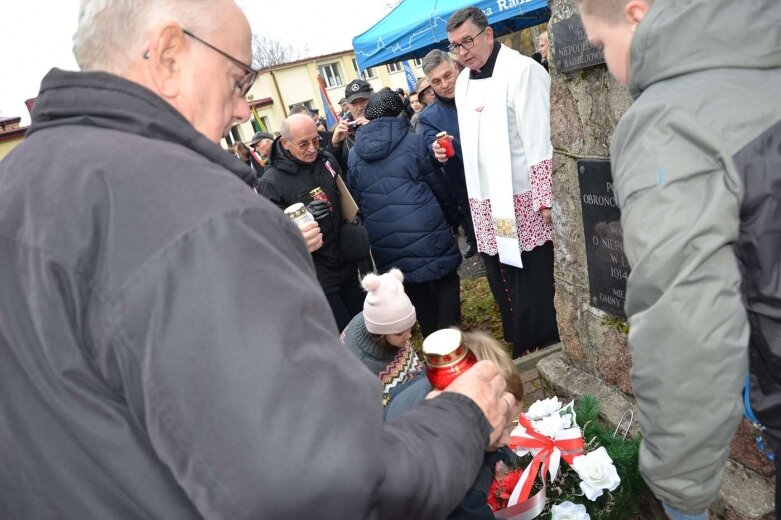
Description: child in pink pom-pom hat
340,268,423,408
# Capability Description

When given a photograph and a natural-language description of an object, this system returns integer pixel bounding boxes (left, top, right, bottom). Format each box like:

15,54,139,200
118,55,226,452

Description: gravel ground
456,232,486,280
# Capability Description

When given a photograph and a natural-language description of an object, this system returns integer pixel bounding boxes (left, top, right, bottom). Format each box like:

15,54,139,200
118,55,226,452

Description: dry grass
411,276,510,354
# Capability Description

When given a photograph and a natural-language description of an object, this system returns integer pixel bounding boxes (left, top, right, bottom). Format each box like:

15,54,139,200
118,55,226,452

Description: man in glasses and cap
326,78,374,172
248,130,274,174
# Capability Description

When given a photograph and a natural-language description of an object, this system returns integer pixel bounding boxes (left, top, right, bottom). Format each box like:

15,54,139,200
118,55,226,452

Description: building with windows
227,26,541,147
0,115,28,161
227,49,427,146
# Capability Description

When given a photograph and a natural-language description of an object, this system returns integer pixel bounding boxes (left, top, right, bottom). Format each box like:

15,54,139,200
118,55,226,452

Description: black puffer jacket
258,141,354,289
347,117,461,284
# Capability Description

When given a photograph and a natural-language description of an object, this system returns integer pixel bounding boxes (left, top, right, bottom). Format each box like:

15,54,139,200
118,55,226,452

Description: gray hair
280,120,292,139
421,49,454,76
446,6,489,33
73,0,215,72
288,104,310,116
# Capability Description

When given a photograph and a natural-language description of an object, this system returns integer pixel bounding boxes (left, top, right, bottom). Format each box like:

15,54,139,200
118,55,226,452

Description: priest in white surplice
434,7,559,358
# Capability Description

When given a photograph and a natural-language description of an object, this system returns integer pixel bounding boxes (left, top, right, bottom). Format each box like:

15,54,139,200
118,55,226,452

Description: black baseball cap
249,131,274,146
344,79,373,103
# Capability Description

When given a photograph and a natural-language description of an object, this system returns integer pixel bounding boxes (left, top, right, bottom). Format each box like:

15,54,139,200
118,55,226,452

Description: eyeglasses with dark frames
182,29,259,97
447,28,487,53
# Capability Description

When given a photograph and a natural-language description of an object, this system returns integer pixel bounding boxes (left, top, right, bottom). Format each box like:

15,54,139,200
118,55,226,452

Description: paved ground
456,230,485,280
519,367,545,404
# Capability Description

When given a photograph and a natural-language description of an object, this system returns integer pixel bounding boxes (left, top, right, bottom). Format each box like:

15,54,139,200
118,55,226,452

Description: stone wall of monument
548,0,634,392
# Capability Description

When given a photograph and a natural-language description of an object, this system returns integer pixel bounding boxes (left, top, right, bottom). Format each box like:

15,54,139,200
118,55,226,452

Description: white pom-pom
361,272,381,292
388,268,404,283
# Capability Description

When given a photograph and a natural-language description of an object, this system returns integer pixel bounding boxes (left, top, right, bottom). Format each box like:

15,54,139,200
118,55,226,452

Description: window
352,59,376,80
386,62,402,73
251,116,271,133
229,126,242,144
318,63,343,88
288,100,315,114
413,58,423,67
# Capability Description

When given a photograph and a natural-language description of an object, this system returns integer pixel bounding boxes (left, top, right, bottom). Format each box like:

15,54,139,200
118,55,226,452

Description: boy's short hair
462,331,524,402
576,0,653,24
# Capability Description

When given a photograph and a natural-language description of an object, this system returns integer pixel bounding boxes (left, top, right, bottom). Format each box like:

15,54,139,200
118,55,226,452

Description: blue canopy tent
352,0,550,70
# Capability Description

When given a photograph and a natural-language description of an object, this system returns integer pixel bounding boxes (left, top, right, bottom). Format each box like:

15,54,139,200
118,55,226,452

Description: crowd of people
1,0,779,518
232,10,559,360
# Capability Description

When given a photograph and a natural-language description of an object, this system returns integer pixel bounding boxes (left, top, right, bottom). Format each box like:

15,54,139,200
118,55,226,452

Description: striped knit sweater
340,313,422,407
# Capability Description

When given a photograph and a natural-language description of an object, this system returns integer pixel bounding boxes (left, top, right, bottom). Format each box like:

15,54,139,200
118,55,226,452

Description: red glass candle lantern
422,329,477,390
436,131,455,159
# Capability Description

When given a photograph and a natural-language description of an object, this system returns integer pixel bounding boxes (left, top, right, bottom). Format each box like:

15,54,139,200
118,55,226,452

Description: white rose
571,446,621,501
531,413,570,438
551,501,590,520
526,396,562,419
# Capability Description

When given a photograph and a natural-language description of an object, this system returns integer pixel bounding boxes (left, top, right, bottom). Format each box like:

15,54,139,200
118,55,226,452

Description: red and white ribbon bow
506,414,585,506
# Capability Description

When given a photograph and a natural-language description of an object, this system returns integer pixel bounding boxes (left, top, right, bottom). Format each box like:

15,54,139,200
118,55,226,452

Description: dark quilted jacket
347,117,461,284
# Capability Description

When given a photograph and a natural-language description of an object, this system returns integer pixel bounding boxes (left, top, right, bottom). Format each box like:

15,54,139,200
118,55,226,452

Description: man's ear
624,0,651,26
146,24,187,98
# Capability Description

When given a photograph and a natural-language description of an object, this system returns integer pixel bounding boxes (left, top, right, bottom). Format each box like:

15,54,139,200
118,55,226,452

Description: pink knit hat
361,269,417,335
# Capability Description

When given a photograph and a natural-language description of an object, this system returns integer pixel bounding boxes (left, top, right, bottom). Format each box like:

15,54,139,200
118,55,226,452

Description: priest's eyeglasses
448,28,486,53
182,30,259,97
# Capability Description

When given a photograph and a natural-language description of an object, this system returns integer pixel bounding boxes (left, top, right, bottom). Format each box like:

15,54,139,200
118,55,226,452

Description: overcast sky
0,1,393,126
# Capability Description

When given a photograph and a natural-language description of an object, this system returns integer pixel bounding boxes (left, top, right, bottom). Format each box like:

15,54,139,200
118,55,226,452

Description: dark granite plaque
578,159,628,318
551,14,605,73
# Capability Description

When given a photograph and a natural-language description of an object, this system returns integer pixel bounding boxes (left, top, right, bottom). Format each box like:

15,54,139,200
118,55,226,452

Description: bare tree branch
252,35,309,69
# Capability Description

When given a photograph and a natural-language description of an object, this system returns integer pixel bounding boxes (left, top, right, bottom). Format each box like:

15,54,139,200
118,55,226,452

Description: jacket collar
469,40,500,79
29,68,249,179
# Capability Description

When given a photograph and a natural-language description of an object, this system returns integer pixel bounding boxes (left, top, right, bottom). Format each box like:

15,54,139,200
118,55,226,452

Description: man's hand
432,139,450,164
331,120,350,146
443,360,515,447
306,199,332,221
541,207,551,225
298,220,323,253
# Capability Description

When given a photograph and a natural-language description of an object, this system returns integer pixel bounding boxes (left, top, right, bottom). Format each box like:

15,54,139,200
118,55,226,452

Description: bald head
281,114,317,139
281,114,320,163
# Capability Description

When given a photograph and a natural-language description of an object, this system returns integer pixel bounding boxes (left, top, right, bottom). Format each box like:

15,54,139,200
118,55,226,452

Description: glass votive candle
422,329,477,390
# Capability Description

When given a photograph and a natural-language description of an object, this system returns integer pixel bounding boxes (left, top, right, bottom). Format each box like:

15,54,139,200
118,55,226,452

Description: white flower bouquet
489,395,644,520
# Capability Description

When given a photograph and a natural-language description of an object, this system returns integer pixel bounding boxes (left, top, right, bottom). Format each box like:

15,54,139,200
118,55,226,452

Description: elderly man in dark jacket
0,0,518,518
258,114,364,332
348,90,462,337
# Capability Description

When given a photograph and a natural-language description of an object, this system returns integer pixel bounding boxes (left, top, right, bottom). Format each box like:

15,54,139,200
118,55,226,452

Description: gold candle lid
284,202,307,220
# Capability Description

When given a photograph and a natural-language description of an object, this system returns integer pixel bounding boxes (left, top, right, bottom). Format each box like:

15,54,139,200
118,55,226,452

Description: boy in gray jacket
577,0,781,518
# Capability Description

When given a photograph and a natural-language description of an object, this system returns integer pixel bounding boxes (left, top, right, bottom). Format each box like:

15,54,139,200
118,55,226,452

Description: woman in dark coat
347,90,462,337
